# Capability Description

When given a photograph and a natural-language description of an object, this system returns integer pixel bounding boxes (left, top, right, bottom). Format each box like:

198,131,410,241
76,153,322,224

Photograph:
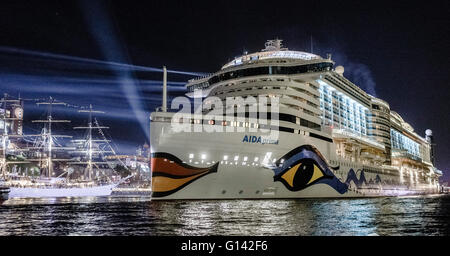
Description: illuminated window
262,152,272,164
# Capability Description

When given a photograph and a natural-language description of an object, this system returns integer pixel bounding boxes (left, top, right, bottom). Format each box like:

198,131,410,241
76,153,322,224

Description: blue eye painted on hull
274,158,331,191
272,145,349,194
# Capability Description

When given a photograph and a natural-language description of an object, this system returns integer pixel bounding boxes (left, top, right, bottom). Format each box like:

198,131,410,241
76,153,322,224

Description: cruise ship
150,39,442,199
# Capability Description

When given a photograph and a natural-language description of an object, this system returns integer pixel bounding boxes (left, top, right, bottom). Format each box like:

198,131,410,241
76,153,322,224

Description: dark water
0,195,449,236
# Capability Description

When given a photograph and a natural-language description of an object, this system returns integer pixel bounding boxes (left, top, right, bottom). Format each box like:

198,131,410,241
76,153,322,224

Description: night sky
0,0,449,182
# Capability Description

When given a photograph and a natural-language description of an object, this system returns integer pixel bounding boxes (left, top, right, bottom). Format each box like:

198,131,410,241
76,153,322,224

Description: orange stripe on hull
150,153,220,197
152,172,206,192
151,158,210,176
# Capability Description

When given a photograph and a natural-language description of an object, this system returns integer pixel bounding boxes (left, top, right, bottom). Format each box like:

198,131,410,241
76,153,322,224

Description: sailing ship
1,95,132,199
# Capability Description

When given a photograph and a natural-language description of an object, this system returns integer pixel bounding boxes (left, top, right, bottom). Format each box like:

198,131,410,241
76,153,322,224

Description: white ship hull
150,119,440,200
8,184,117,199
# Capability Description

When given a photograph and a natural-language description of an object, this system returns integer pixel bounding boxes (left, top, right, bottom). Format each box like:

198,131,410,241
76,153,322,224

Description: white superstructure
150,40,442,199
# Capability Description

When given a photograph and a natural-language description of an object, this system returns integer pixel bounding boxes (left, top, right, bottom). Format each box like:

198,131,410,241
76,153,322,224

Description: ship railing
391,150,422,162
332,129,385,150
188,73,213,82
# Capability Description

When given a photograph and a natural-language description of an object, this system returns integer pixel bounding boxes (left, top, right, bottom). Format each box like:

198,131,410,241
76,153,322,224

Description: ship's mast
72,105,113,181
87,105,95,180
162,66,167,112
32,97,71,178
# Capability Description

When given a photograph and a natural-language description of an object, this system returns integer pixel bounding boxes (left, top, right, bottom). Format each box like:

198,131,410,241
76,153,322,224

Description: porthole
222,190,226,194
239,190,243,194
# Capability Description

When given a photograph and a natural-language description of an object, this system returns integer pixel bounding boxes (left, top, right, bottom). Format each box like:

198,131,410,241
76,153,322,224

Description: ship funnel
162,66,167,112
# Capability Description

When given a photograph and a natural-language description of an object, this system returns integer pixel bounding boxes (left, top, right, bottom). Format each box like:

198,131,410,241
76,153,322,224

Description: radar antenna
262,39,288,52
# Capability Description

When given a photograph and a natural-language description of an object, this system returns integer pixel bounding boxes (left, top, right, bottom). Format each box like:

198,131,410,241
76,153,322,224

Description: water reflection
0,195,449,235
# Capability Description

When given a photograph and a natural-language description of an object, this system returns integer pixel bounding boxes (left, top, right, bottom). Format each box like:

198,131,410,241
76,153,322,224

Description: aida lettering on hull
242,135,279,145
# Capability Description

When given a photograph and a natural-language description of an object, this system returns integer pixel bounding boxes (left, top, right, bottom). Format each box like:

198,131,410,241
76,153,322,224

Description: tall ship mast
149,39,443,199
31,96,73,178
70,104,117,182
